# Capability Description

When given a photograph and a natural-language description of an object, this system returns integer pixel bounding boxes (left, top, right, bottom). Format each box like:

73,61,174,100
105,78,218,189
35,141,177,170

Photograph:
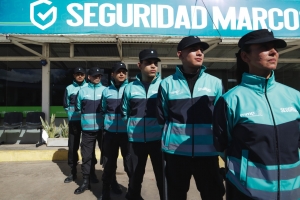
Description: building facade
0,0,300,121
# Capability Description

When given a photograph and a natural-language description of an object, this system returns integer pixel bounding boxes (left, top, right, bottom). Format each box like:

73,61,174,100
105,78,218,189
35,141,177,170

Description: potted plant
40,114,69,147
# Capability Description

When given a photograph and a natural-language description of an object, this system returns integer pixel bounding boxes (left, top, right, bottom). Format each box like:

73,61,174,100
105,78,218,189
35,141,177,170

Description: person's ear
137,62,141,70
88,75,91,80
177,51,182,59
241,51,249,63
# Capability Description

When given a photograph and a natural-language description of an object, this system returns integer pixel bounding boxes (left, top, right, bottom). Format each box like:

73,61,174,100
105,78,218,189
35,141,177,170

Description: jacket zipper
264,79,280,200
192,94,194,158
94,84,96,130
188,79,194,158
144,84,148,143
116,86,119,134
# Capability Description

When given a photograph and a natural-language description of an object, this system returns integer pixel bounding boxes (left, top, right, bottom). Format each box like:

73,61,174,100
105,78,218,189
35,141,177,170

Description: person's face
112,68,127,84
73,72,85,82
88,74,101,84
137,59,158,79
241,42,278,76
177,44,205,68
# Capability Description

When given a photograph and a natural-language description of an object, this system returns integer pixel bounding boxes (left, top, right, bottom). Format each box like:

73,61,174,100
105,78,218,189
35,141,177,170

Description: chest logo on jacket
198,87,211,92
131,92,140,95
280,107,297,113
240,109,263,117
170,90,181,95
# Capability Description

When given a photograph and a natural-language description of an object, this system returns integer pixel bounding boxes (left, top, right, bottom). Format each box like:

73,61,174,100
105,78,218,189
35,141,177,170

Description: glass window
0,62,42,106
50,61,113,106
275,64,300,91
128,64,140,82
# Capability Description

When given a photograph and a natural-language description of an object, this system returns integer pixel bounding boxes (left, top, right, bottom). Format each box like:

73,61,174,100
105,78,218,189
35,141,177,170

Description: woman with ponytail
213,29,300,200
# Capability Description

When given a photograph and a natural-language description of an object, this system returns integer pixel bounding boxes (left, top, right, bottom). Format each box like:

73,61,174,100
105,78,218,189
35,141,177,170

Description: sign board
1,0,300,37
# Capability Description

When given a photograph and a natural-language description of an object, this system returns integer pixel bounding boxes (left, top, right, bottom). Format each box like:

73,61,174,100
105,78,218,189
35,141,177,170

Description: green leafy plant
40,114,69,138
59,119,69,138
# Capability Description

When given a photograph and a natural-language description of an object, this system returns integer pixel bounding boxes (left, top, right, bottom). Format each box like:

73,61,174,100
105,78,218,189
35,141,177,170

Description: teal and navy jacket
213,72,300,200
63,80,87,121
121,73,161,142
101,79,128,133
76,82,106,132
156,66,223,157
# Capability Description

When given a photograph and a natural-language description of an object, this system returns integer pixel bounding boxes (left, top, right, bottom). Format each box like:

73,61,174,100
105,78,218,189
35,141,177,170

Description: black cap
238,29,287,49
139,49,161,61
88,67,104,76
177,36,209,51
112,62,127,73
73,67,86,74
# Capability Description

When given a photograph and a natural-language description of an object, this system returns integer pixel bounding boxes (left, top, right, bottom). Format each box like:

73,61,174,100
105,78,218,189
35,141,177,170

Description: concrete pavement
0,144,225,200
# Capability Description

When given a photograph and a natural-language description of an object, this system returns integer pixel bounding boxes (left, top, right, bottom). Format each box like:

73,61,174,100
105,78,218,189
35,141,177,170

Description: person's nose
150,63,156,68
196,49,203,56
269,47,278,55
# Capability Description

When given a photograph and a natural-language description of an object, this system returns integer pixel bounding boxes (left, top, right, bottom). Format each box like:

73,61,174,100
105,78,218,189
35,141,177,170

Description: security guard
156,36,225,200
63,67,87,183
213,29,300,200
122,49,163,200
74,67,106,194
98,62,129,200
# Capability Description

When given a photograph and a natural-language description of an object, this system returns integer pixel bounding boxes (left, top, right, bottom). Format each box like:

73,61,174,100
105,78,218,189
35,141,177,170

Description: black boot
90,165,99,183
64,168,77,183
98,182,111,200
64,174,77,183
74,175,91,194
111,178,122,194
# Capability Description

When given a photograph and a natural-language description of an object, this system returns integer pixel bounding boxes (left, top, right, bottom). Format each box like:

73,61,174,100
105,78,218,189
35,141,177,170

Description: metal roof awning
0,34,299,70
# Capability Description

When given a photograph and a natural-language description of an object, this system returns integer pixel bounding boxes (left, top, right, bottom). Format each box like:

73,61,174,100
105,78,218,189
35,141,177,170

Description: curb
0,149,98,162
0,149,225,167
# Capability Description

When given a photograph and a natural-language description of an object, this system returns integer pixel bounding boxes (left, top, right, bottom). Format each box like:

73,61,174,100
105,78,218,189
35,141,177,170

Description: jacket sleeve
75,90,81,112
213,96,232,154
298,119,300,149
121,85,130,123
156,83,168,128
63,88,69,111
214,80,225,105
100,89,107,117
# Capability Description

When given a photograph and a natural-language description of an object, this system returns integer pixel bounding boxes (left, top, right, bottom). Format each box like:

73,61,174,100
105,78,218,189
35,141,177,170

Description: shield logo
30,0,57,30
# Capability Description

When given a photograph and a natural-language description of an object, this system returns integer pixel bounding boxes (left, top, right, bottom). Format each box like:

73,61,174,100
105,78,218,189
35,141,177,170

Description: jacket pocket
240,149,249,186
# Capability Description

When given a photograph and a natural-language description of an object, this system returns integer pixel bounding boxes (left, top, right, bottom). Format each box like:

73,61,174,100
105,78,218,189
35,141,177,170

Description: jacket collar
110,79,128,88
175,65,206,79
136,72,161,84
88,81,102,88
73,79,86,87
240,72,276,93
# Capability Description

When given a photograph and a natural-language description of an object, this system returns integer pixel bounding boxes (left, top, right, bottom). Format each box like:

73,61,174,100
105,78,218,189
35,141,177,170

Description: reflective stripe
82,114,102,120
104,125,127,132
104,114,127,132
162,122,217,155
240,150,248,185
127,117,161,142
82,124,100,130
169,123,213,136
81,113,103,131
227,156,300,199
227,172,277,200
68,112,81,121
167,143,216,152
127,129,161,142
229,157,300,181
67,107,81,121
